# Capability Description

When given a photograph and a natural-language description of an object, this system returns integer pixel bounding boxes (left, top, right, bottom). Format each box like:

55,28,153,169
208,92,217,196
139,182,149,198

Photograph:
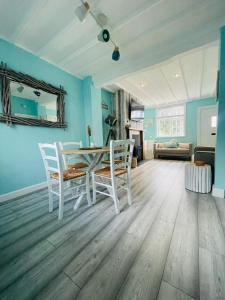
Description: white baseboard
212,185,225,198
0,181,47,203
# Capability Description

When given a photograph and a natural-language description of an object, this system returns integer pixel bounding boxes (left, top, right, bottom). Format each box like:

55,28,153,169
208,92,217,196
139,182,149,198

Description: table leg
73,153,105,209
86,153,104,204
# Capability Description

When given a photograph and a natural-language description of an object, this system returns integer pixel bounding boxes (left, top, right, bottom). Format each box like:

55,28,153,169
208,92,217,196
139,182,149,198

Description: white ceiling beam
58,0,162,65
124,78,158,106
115,79,156,107
158,68,178,102
10,0,48,41
199,49,206,98
36,0,81,56
178,58,189,100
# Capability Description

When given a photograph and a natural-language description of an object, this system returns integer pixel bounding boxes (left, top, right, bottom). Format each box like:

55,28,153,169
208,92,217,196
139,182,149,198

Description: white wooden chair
59,141,91,204
92,139,135,214
59,141,88,170
39,142,91,220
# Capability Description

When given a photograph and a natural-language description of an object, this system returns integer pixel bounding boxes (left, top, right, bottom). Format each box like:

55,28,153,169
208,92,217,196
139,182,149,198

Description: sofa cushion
157,143,165,149
179,143,190,149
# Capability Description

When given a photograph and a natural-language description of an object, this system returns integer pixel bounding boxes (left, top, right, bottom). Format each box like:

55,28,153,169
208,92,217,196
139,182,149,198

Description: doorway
197,105,218,147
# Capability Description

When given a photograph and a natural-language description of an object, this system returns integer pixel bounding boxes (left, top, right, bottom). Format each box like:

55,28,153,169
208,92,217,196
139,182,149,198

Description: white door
198,105,218,147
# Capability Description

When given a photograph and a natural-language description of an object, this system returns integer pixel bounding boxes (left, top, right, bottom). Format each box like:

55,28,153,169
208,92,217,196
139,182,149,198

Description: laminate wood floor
0,160,225,300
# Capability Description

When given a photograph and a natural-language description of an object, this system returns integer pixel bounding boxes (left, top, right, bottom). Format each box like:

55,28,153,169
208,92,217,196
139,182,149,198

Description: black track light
98,29,110,42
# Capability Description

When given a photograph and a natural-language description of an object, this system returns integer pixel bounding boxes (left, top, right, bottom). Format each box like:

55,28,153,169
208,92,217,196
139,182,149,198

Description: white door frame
197,104,218,146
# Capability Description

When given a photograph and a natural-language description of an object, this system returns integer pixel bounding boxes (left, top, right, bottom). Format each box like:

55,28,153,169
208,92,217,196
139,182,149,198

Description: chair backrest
39,142,63,182
59,141,83,170
110,139,135,175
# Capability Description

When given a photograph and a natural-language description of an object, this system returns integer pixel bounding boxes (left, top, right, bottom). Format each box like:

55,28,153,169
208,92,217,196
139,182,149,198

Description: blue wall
144,97,216,148
91,81,103,147
82,76,103,147
11,96,38,116
0,38,86,195
215,26,225,194
101,89,114,145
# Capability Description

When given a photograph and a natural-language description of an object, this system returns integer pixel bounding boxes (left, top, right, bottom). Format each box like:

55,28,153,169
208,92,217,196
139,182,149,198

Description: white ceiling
112,42,219,107
0,0,224,106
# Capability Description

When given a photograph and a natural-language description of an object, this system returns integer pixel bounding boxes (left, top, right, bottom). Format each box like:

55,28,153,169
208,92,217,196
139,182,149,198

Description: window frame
156,104,186,138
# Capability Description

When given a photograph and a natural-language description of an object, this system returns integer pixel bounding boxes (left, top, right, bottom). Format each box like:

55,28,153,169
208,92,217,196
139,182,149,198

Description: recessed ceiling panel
111,42,219,107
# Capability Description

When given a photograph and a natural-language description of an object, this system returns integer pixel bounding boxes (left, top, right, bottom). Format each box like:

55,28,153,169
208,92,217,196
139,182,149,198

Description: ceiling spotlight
75,1,120,61
98,29,110,42
75,1,90,23
112,46,120,61
17,85,24,93
33,90,41,97
140,82,145,88
173,73,180,78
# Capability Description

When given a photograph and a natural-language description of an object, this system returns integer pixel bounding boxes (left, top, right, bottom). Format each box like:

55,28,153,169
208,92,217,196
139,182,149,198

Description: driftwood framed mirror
0,63,67,128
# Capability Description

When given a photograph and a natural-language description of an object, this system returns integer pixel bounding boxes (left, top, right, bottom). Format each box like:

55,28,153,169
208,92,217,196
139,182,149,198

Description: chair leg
86,173,92,206
92,173,96,204
74,192,84,210
112,179,120,214
58,182,64,220
48,189,53,212
127,173,132,206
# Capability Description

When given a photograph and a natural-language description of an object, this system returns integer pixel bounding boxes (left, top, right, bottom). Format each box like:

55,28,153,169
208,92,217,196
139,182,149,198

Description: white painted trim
212,185,225,198
0,181,47,203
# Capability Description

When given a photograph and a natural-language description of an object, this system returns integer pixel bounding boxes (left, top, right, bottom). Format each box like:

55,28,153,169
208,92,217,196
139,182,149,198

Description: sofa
154,142,192,160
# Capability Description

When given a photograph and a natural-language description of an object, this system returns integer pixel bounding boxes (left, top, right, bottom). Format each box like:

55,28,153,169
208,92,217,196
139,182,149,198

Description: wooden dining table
61,146,111,170
61,147,111,208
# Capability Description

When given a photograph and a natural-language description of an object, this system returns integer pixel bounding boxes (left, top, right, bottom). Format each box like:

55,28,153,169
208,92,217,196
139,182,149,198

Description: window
211,115,217,128
156,105,185,137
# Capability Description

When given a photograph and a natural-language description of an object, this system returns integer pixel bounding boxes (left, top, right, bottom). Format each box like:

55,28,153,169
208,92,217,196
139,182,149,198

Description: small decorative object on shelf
87,125,92,147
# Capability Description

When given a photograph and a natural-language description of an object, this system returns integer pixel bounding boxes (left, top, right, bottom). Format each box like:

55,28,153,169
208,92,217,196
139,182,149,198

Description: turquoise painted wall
82,76,93,146
82,76,103,147
101,89,114,145
144,97,216,149
91,81,103,147
11,96,38,116
215,26,225,194
0,38,86,195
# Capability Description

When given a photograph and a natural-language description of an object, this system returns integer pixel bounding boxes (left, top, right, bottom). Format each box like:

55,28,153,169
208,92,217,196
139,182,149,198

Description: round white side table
185,163,212,193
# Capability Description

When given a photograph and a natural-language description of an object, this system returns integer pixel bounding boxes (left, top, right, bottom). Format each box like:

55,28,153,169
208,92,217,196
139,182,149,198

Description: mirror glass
10,81,57,122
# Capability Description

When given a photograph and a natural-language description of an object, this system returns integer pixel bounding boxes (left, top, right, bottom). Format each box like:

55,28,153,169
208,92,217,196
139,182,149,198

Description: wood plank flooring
0,160,225,300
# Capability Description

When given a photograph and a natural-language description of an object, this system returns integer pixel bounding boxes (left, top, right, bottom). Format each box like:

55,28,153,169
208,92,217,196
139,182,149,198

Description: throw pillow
157,143,165,148
179,143,189,149
165,140,178,148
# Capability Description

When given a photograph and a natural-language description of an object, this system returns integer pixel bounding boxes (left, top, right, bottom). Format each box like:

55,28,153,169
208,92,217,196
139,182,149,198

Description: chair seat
68,162,88,169
51,169,86,181
102,159,123,165
94,167,127,178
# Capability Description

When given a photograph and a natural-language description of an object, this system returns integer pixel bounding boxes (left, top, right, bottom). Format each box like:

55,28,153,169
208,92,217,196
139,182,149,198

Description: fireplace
129,129,143,162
